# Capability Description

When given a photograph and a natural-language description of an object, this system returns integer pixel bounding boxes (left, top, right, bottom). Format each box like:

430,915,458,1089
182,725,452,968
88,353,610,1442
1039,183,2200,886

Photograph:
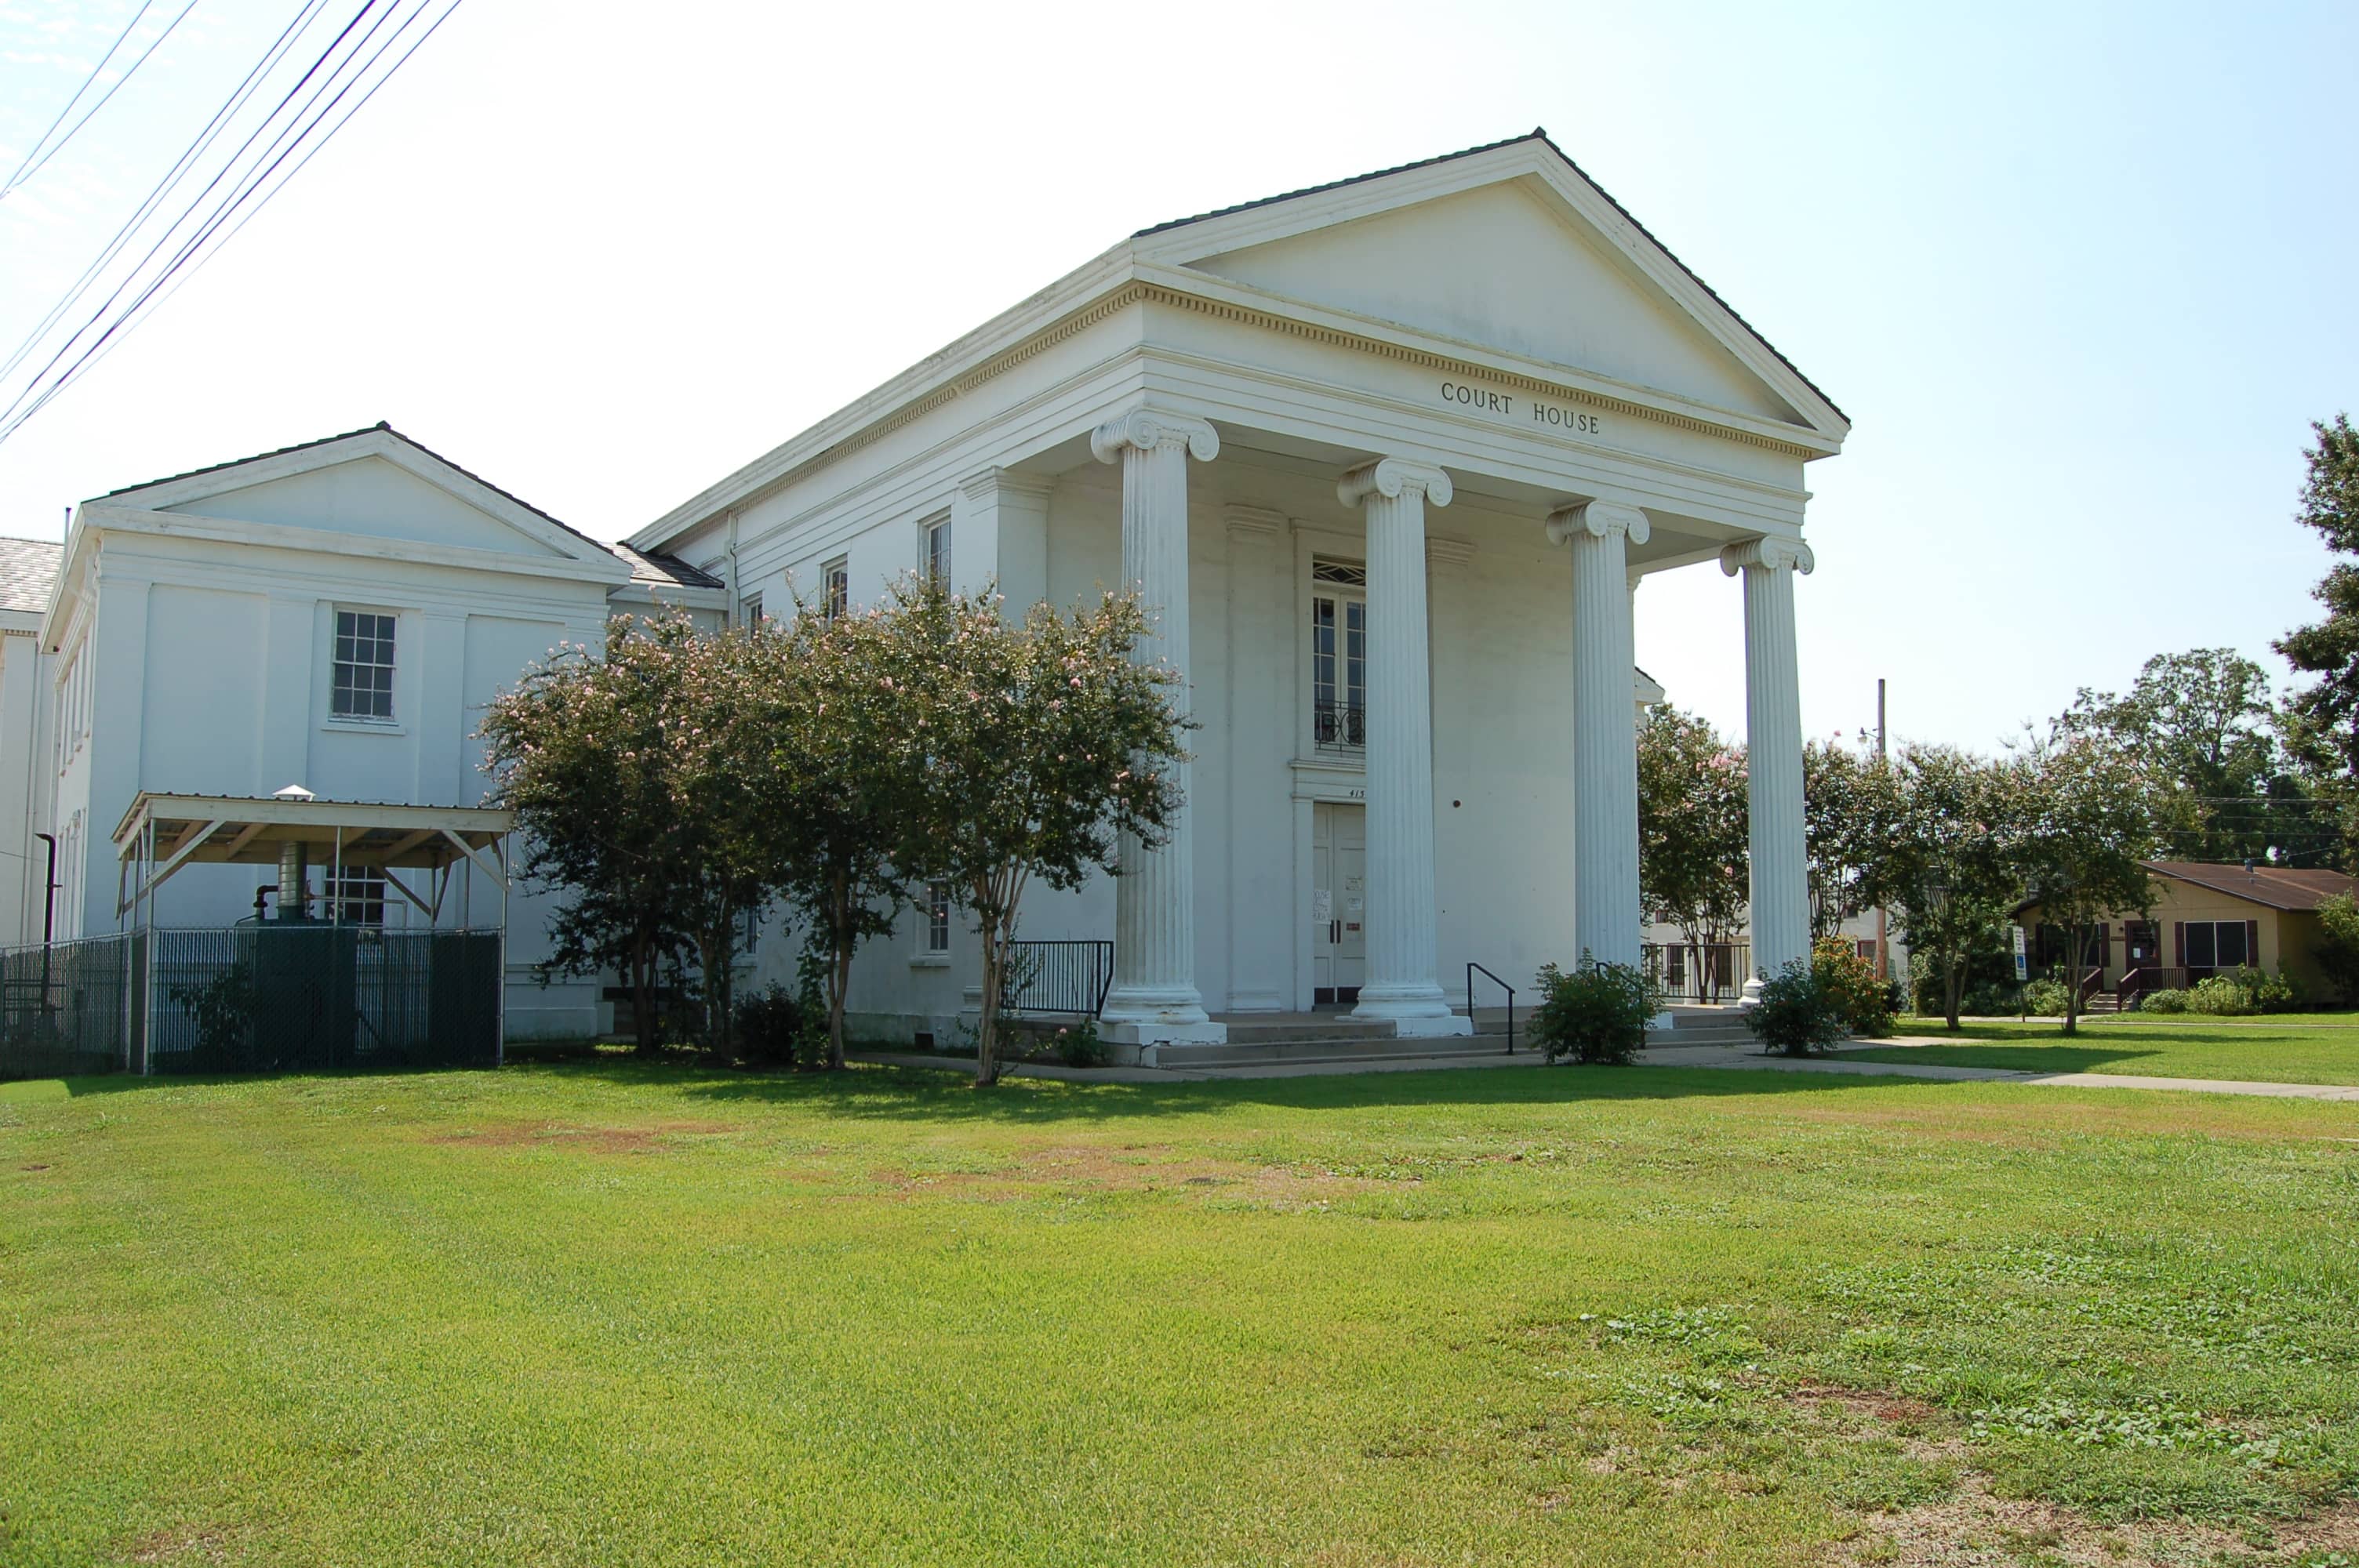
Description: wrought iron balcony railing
1314,699,1365,750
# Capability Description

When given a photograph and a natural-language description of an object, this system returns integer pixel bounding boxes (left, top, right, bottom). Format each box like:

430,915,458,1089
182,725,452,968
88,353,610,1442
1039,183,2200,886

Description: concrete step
1218,1017,1399,1044
1157,1033,1516,1069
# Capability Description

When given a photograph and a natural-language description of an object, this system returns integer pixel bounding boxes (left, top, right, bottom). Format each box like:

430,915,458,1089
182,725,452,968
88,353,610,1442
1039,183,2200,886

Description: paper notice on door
1347,896,1364,916
1313,890,1332,921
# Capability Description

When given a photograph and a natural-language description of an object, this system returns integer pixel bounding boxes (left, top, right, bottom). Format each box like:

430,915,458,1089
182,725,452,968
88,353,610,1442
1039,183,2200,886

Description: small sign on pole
2012,924,2029,982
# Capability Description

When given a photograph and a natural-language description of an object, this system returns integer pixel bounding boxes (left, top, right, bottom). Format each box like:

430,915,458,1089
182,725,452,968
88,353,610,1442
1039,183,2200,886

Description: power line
0,0,463,445
0,0,202,202
1,0,158,194
1,0,463,439
0,0,335,387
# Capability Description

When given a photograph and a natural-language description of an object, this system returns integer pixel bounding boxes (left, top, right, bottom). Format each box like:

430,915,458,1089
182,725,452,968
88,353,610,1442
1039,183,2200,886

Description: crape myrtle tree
481,615,709,1054
1637,705,1749,1000
2008,726,2159,1036
1864,745,2021,1032
884,578,1187,1087
754,601,918,1071
1802,735,1892,942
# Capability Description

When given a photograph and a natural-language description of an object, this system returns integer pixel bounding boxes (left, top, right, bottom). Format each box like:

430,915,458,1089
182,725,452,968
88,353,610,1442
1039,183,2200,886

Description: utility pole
1874,678,1889,981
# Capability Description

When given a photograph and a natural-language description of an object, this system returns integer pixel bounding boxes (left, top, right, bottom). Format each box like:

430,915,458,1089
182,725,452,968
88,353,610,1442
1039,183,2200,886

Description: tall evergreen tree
2275,415,2359,780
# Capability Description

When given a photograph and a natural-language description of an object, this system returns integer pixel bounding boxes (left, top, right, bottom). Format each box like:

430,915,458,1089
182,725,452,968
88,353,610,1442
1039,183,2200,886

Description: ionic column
1721,535,1815,992
1549,499,1650,971
1092,408,1219,1034
1339,458,1469,1036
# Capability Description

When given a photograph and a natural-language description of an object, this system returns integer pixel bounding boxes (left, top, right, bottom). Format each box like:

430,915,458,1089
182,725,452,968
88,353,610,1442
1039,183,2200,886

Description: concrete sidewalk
853,1041,2359,1100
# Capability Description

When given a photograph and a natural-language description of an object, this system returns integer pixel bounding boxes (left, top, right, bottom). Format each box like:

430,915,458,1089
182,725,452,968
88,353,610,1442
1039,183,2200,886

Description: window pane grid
332,609,396,720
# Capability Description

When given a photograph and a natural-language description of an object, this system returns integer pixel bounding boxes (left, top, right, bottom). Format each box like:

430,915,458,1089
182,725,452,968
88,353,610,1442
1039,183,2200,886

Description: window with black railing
1310,566,1366,753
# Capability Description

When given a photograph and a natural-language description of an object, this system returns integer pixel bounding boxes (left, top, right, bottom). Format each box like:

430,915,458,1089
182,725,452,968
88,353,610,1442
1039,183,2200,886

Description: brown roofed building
2019,859,2357,1009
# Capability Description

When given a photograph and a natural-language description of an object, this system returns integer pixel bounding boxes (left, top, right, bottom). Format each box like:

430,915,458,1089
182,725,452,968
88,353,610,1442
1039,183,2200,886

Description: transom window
1310,558,1366,752
2183,920,2251,970
823,557,849,622
332,610,396,720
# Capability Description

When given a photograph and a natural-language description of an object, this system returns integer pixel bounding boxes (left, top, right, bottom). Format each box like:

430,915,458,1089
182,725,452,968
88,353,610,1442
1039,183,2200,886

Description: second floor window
1310,561,1366,751
823,556,849,622
332,609,396,720
923,517,951,587
741,591,764,629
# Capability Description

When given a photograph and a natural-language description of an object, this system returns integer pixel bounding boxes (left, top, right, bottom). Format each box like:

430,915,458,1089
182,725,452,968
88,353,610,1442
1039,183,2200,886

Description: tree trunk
975,921,1002,1087
2061,936,2081,1036
827,939,852,1072
1943,956,1963,1031
631,933,658,1053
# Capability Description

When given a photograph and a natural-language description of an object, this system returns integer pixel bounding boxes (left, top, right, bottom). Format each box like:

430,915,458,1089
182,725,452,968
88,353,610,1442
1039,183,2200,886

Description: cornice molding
1545,499,1650,547
1223,503,1285,542
1089,406,1220,465
1719,535,1816,576
958,467,1058,505
1338,457,1452,510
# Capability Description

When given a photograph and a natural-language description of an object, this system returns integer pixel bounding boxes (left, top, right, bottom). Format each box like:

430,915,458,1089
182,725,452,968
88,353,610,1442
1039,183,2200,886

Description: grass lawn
1860,1018,2359,1086
5,1060,2358,1566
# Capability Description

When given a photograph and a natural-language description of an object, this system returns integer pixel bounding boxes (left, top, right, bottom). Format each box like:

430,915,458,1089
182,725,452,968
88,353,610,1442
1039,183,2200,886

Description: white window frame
1307,557,1367,753
2183,919,2252,971
326,869,389,927
823,556,849,622
329,606,399,724
921,514,951,588
914,879,952,965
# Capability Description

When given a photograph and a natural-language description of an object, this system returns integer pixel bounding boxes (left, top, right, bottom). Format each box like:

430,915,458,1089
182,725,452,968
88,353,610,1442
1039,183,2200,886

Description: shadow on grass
11,1050,1963,1120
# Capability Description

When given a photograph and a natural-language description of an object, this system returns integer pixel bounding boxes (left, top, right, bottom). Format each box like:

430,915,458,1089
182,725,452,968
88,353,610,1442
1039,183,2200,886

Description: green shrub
2139,987,2189,1014
2315,892,2359,1003
1532,956,1660,1065
170,964,259,1066
1812,935,1893,1037
1743,958,1848,1056
2187,975,2256,1016
733,983,811,1067
2018,977,2070,1016
1051,1019,1107,1069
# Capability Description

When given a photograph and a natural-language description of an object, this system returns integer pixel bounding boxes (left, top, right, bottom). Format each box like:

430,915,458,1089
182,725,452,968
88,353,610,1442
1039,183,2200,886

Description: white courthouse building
2,131,1845,1051
631,130,1848,1046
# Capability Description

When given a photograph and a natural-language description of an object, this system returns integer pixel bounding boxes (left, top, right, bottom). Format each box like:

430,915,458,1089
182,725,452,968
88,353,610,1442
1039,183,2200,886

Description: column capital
1091,408,1219,465
1338,457,1452,510
1719,534,1816,576
958,466,1058,505
1545,499,1650,547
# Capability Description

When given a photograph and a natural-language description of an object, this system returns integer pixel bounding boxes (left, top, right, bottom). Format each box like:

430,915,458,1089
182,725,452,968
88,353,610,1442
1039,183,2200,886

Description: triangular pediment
96,426,626,582
1140,137,1845,440
167,453,566,555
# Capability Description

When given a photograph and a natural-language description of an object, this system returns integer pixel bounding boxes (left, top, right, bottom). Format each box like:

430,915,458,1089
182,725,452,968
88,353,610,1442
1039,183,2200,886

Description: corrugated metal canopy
113,793,513,868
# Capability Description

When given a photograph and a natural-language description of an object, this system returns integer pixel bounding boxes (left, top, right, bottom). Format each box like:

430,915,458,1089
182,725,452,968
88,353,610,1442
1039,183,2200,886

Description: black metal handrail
1466,961,1516,1054
1006,939,1114,1018
1313,699,1365,750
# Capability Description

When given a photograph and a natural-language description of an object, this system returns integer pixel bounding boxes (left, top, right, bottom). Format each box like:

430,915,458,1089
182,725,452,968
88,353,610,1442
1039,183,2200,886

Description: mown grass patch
1862,1019,2359,1085
2,1059,2356,1565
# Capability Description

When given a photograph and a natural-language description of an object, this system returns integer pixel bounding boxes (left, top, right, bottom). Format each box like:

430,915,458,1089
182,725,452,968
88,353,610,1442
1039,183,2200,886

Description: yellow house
2019,861,2355,1007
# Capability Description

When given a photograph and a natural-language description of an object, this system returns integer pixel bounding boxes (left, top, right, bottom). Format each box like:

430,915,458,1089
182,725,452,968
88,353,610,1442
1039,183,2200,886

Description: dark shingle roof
610,544,725,590
0,535,63,615
2144,861,2357,913
1137,128,1845,424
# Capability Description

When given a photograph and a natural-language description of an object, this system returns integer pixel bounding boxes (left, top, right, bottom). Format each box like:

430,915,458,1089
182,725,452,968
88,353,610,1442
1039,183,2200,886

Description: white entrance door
1312,801,1366,1004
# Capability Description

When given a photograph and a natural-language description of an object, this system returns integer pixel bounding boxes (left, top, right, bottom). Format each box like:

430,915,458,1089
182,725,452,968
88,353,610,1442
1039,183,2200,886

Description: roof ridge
1136,127,1845,424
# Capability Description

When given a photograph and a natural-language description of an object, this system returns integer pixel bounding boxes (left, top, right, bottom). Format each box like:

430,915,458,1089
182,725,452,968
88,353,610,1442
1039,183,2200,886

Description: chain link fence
1,926,502,1081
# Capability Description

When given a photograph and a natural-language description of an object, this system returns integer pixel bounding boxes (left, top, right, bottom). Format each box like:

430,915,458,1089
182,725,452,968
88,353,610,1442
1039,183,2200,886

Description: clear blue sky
2,0,2352,754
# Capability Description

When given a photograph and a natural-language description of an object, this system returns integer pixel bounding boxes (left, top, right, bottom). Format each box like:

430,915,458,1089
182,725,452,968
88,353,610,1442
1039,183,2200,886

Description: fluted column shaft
1093,409,1218,1028
1722,535,1815,985
1339,458,1465,1033
1552,500,1650,971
